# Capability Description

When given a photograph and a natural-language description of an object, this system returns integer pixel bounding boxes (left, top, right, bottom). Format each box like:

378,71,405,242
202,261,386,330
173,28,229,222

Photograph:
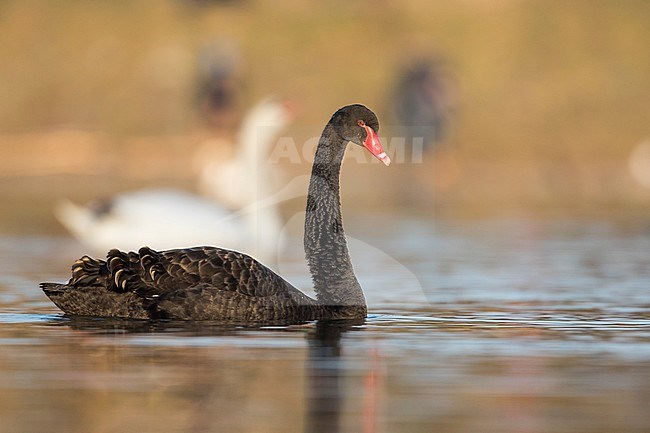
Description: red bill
362,125,391,166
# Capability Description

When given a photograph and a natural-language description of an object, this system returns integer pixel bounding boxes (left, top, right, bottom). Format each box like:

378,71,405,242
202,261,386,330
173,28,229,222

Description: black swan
40,104,391,322
391,58,453,153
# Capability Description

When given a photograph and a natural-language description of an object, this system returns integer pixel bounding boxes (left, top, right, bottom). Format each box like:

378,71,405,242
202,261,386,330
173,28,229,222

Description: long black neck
304,123,365,309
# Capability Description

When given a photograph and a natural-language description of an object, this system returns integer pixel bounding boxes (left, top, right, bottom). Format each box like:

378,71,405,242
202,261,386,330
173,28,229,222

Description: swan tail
40,282,68,296
40,282,72,312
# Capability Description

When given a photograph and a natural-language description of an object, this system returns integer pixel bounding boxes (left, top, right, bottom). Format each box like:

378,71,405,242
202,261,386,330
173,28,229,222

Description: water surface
1,215,649,433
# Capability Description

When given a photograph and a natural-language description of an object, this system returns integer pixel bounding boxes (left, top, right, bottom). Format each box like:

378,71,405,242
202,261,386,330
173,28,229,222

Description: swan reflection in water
49,317,374,433
305,320,361,433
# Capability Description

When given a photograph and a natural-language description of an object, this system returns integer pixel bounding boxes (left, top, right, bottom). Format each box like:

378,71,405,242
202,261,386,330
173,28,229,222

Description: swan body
41,104,390,323
56,189,247,253
55,97,293,262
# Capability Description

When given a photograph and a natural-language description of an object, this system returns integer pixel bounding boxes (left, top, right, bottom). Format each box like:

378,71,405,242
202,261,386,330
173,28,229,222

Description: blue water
0,214,649,433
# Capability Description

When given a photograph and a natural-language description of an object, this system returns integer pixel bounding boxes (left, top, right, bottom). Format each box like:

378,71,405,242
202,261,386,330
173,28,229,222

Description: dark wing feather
69,246,291,300
52,246,314,321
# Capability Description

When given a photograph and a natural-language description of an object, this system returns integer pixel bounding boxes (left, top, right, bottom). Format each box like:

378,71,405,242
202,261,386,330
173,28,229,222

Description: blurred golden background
1,5,650,432
1,0,649,233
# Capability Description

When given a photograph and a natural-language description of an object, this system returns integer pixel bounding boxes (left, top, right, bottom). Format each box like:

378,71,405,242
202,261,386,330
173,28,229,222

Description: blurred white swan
55,97,295,264
629,139,650,190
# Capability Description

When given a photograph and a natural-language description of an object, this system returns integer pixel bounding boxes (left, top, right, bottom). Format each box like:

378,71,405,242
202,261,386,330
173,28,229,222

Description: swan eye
357,120,365,127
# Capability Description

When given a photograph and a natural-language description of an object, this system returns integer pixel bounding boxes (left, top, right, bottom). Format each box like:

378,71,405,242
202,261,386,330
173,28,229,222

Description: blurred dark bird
391,59,455,154
196,39,242,130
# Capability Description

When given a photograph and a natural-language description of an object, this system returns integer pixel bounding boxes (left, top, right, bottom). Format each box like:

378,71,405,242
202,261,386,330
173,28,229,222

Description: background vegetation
1,0,649,231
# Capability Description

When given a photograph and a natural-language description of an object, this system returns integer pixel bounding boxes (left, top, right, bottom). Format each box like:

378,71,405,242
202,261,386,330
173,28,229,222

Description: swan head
333,104,391,166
